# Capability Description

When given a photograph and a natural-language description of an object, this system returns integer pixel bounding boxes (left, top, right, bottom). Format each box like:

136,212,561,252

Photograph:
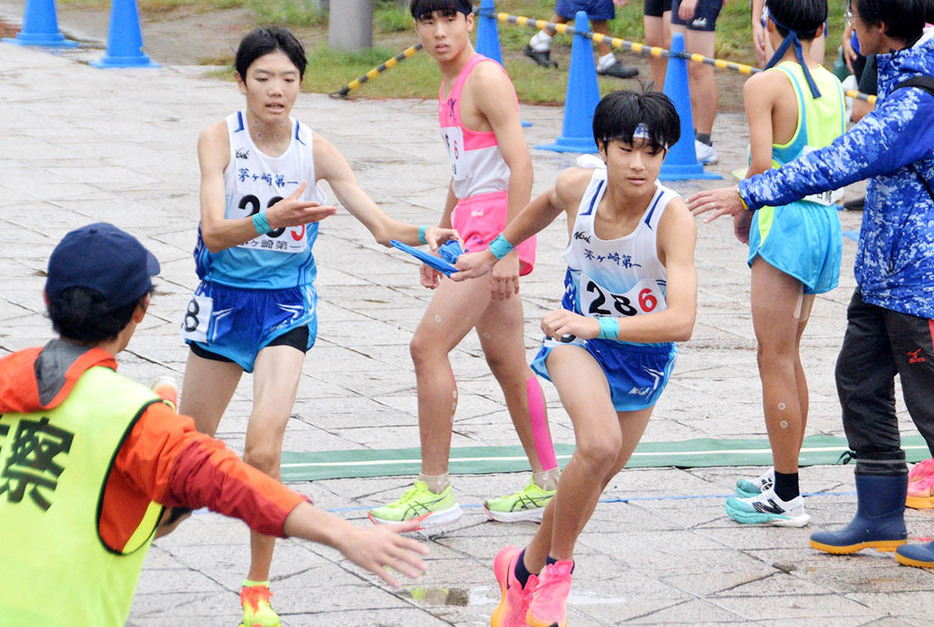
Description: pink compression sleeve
527,377,557,470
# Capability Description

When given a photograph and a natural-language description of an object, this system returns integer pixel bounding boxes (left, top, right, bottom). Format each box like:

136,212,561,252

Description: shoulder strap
892,77,934,204
893,75,934,97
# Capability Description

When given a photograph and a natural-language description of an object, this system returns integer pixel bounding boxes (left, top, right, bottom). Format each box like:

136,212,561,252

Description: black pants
836,290,934,476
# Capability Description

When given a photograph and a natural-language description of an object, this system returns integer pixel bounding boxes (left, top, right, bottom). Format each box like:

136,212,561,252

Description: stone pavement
1,8,933,625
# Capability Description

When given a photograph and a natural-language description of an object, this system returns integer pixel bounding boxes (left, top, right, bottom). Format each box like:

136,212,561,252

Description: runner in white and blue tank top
185,111,326,371
531,169,680,410
176,27,458,626
452,90,696,627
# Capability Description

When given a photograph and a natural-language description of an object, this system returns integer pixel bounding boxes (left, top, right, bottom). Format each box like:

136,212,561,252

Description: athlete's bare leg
410,275,506,475
178,349,243,436
751,258,814,475
670,26,717,135
243,344,305,582
475,294,554,475
523,346,652,569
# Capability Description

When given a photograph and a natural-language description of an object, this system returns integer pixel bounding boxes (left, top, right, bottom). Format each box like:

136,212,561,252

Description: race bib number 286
580,275,666,318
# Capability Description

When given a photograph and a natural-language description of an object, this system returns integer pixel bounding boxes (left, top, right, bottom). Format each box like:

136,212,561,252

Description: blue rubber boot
809,474,908,554
896,540,934,568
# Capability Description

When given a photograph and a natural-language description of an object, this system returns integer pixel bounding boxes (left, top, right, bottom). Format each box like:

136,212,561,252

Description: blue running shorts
181,281,317,372
531,336,678,412
748,200,842,295
555,0,616,21
670,0,722,31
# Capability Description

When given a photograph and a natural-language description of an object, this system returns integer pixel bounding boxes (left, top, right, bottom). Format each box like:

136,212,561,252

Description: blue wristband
597,317,619,340
488,233,515,260
252,211,271,235
418,225,429,245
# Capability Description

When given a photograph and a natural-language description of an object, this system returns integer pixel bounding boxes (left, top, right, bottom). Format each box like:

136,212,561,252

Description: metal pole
328,0,373,51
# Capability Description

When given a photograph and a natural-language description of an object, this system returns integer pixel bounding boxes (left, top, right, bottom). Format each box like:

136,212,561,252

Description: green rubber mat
280,435,931,482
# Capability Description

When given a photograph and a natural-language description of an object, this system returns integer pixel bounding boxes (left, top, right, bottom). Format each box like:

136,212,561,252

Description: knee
757,342,795,368
576,438,621,474
686,62,703,81
484,352,518,383
410,331,440,368
688,62,711,82
243,442,282,477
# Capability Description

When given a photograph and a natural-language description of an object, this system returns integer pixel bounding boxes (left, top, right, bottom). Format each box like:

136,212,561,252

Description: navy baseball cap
46,223,161,309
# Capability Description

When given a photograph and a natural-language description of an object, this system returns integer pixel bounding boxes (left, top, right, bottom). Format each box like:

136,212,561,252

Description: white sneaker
724,487,810,528
736,467,775,498
695,139,718,165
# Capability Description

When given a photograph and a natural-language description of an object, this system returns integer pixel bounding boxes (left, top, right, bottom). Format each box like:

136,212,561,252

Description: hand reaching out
335,519,429,588
267,181,338,228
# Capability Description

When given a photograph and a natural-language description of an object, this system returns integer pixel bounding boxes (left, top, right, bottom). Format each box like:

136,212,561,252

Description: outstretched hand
687,186,747,223
336,519,429,588
268,181,338,228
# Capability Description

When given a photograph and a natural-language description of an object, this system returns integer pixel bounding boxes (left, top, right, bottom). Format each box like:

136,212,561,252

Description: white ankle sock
597,52,616,71
533,468,560,491
530,31,553,52
418,472,450,494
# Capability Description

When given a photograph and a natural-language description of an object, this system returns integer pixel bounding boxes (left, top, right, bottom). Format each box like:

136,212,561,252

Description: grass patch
304,45,439,98
374,2,414,33
248,0,326,27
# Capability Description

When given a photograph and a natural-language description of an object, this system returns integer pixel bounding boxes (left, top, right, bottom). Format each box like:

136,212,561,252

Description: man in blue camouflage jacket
689,0,934,568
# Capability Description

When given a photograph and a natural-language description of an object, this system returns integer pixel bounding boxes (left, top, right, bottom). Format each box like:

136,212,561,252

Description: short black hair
410,0,473,20
767,0,827,41
48,287,145,344
853,0,927,44
593,90,681,153
235,27,307,80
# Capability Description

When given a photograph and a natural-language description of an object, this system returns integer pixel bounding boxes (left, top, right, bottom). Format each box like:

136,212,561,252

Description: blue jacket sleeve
738,87,934,210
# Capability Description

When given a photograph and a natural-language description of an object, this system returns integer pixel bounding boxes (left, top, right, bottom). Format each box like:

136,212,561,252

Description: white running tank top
195,111,326,289
561,169,678,335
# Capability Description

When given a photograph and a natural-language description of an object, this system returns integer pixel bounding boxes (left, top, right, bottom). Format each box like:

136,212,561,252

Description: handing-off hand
423,226,461,252
336,519,429,588
541,309,601,341
687,186,747,222
267,181,338,228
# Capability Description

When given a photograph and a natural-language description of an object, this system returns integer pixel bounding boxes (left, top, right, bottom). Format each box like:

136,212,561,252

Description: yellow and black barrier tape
330,42,423,98
484,8,876,104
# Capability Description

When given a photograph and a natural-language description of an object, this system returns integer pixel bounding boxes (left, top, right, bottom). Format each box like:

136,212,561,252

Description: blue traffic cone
3,0,78,47
658,33,720,180
475,0,503,65
537,11,598,153
90,0,159,68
